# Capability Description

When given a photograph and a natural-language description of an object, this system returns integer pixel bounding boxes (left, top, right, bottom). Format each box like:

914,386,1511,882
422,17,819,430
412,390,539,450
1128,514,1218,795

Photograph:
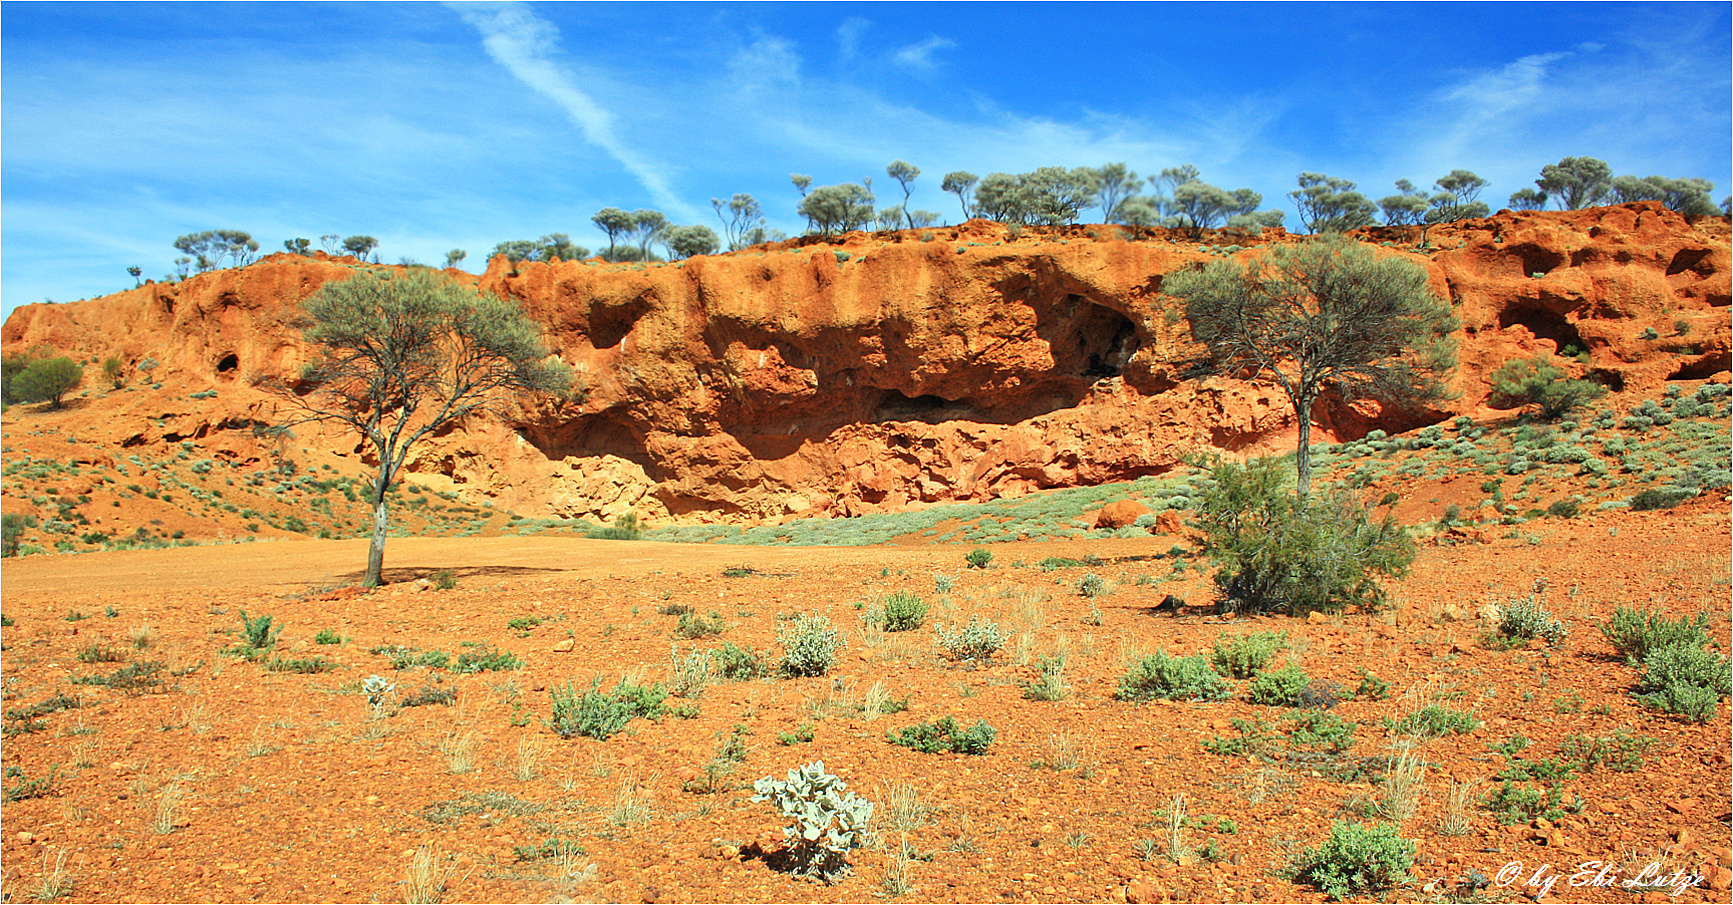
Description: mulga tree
1535,157,1613,210
591,207,635,258
1289,173,1377,234
887,160,921,229
1163,235,1458,498
268,269,571,586
711,194,766,250
941,171,978,220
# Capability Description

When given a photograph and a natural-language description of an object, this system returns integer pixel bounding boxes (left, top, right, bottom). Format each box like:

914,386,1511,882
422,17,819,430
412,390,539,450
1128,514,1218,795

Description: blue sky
3,1,1729,321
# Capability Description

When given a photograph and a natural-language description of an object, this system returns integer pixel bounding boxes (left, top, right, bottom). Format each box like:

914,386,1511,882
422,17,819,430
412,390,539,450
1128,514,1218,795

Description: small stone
16,831,37,845
1440,603,1467,622
1709,867,1732,891
552,639,574,652
1307,610,1328,624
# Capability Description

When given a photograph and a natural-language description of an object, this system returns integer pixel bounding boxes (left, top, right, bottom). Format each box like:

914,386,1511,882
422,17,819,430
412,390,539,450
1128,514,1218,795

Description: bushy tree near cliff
1289,173,1376,234
798,183,876,236
1164,235,1458,498
268,269,571,587
1536,157,1613,210
10,356,83,409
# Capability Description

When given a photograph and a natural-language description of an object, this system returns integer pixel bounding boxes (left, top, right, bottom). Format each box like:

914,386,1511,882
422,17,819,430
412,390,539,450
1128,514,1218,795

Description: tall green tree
269,269,571,587
1163,235,1458,498
591,208,635,257
711,194,766,250
1094,163,1143,223
127,266,144,286
629,210,667,260
1507,188,1548,211
342,235,379,262
797,183,876,235
1536,157,1613,210
174,230,259,271
1288,173,1376,233
284,238,313,256
1609,175,1719,217
886,160,920,228
941,171,978,220
1378,180,1430,227
1169,181,1263,238
443,249,467,269
665,224,720,259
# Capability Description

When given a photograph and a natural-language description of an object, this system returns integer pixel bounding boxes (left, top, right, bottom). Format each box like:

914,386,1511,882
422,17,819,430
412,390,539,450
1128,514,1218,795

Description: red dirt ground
1,497,1728,904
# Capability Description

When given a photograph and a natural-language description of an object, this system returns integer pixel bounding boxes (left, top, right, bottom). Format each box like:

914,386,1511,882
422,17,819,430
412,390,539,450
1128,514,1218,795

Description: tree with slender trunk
267,268,571,586
1163,235,1458,498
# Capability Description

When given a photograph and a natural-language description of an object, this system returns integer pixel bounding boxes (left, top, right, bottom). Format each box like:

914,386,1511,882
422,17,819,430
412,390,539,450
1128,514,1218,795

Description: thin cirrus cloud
449,1,699,221
892,36,956,74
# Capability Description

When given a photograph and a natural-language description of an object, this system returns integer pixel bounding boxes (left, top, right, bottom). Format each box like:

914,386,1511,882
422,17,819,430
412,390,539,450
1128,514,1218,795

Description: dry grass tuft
150,782,185,835
440,729,478,774
29,848,76,901
1436,779,1478,836
1378,741,1426,823
513,735,545,781
402,844,450,904
609,773,656,827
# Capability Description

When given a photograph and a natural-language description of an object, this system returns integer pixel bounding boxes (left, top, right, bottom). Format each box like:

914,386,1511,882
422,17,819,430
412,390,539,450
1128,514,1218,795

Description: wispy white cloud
835,17,870,63
450,1,698,220
892,36,955,74
727,34,803,94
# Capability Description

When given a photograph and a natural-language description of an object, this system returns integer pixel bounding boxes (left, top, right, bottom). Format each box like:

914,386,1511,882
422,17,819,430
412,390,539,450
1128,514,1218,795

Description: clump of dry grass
402,845,450,904
150,782,185,835
1378,741,1426,823
1165,793,1193,863
29,847,76,901
440,729,478,774
609,773,656,827
513,735,545,781
1436,779,1478,836
128,624,157,651
876,781,931,837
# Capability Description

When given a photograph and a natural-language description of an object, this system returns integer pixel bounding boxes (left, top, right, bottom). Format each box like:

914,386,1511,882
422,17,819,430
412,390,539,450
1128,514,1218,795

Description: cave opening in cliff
1498,305,1586,354
1036,294,1140,382
215,352,239,373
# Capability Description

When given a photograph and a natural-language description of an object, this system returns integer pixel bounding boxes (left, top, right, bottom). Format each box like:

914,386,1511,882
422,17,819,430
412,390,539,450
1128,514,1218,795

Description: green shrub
1246,663,1310,706
587,511,643,540
751,761,873,882
1286,710,1355,753
1117,650,1231,702
237,610,282,653
1485,586,1568,648
711,642,766,680
1021,655,1069,701
1,513,29,557
1629,487,1695,510
1545,498,1579,519
1192,458,1413,616
1488,356,1607,419
1354,669,1390,701
430,569,458,590
313,629,343,645
965,547,994,569
675,611,727,639
546,676,667,739
1295,821,1414,901
934,616,1005,662
777,614,843,677
878,591,928,632
77,643,125,664
1209,630,1289,678
1384,704,1478,738
1202,717,1278,758
1560,730,1656,773
1634,643,1731,722
70,661,164,695
888,716,997,754
264,656,335,674
1484,779,1566,825
400,683,457,708
452,644,521,673
375,645,449,670
1078,572,1106,598
1598,608,1711,665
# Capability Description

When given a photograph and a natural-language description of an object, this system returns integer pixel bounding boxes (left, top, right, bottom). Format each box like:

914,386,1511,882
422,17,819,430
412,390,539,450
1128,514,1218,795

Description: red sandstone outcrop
4,205,1726,524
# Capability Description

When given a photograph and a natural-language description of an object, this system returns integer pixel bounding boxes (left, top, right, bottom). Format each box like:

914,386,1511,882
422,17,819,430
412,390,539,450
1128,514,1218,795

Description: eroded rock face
4,205,1727,524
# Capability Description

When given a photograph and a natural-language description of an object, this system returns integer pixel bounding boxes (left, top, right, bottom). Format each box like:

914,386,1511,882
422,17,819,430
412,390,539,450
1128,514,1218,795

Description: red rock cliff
4,204,1726,524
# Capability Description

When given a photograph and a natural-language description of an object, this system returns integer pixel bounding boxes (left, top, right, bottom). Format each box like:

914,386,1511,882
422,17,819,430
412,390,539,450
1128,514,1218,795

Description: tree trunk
1294,395,1315,501
365,487,389,588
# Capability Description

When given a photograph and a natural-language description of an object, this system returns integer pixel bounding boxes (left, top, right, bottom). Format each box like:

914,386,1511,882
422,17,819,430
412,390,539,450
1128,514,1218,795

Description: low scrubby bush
888,716,997,754
776,614,843,677
1209,630,1288,678
711,642,766,680
1488,355,1607,419
1485,586,1568,648
1117,650,1231,702
1294,821,1414,901
1634,643,1731,723
751,761,873,882
1598,608,1711,665
877,591,928,632
1192,458,1413,616
934,616,1005,662
546,676,667,739
1246,663,1311,706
